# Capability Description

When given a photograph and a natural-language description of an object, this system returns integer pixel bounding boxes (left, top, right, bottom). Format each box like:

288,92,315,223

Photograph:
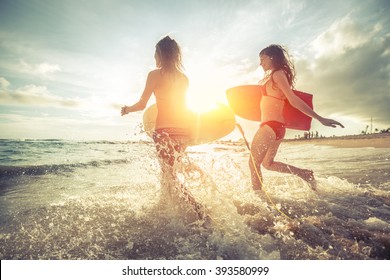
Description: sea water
0,138,389,260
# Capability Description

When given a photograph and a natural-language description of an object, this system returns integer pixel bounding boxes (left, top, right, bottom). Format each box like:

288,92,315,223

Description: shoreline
2,133,390,149
283,133,390,148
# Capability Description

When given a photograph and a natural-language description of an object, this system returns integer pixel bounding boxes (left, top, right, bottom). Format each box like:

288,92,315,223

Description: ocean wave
0,159,131,179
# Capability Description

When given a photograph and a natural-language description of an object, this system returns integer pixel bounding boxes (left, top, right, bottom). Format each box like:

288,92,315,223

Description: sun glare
186,93,219,113
185,69,228,113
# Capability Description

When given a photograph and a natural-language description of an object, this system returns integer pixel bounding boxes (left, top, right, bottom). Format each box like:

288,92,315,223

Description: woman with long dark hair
250,44,344,191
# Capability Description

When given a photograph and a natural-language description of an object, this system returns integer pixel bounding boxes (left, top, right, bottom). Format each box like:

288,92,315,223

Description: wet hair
155,36,184,73
260,44,296,88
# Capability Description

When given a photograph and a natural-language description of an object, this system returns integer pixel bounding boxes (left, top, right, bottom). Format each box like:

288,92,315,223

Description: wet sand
284,133,390,148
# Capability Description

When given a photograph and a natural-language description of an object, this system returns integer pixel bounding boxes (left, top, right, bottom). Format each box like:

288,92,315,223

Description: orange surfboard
226,85,313,131
143,103,236,146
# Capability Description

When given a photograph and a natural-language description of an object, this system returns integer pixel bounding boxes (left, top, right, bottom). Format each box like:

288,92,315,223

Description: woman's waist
260,109,285,123
260,101,285,122
260,120,285,127
155,118,190,131
261,116,285,124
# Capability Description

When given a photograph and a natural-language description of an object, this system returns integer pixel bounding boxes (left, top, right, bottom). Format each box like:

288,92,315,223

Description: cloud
0,83,79,108
296,13,390,126
0,79,125,119
19,59,62,76
0,77,10,88
280,0,306,29
309,15,374,58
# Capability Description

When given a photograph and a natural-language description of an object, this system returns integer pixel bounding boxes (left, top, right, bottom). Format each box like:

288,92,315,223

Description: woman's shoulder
148,69,188,87
148,69,161,76
146,69,163,84
272,69,286,79
271,70,290,86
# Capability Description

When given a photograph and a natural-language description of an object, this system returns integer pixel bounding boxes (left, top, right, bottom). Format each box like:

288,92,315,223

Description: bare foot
298,169,317,191
303,170,317,191
308,179,317,191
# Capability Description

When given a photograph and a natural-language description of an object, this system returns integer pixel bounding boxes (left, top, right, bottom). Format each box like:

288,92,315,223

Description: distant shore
283,133,390,148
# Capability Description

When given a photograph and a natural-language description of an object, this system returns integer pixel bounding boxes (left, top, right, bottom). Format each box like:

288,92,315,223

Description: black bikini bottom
260,121,286,140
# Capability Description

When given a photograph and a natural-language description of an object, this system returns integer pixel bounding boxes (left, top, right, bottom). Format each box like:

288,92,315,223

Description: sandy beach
285,133,390,148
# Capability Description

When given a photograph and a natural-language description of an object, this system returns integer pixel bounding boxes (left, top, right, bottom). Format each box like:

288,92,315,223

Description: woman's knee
262,160,274,170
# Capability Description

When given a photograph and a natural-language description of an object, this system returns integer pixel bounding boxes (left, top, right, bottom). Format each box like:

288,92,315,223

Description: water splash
0,141,389,259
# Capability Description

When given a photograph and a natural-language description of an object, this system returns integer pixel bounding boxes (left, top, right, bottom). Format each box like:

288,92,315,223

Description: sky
0,0,389,141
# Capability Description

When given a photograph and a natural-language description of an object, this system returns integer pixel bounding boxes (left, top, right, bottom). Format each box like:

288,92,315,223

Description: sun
185,76,227,113
186,91,219,113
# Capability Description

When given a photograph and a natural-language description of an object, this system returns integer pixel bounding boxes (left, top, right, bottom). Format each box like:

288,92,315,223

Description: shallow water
0,139,389,259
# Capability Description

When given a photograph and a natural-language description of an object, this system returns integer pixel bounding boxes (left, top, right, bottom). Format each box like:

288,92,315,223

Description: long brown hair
155,36,184,74
260,44,296,88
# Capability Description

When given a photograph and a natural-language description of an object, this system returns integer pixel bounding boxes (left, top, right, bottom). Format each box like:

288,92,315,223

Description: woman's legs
263,140,315,182
249,125,275,190
153,129,206,219
250,124,316,190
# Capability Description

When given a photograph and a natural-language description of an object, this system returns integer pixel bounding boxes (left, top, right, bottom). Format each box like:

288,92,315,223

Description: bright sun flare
185,79,227,113
186,93,219,113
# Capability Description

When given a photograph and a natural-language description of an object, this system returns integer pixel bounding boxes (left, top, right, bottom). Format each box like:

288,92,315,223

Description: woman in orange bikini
250,45,344,191
121,36,204,220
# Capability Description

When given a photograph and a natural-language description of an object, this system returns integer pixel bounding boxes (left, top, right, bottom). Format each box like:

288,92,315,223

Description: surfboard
142,103,236,146
226,85,313,131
